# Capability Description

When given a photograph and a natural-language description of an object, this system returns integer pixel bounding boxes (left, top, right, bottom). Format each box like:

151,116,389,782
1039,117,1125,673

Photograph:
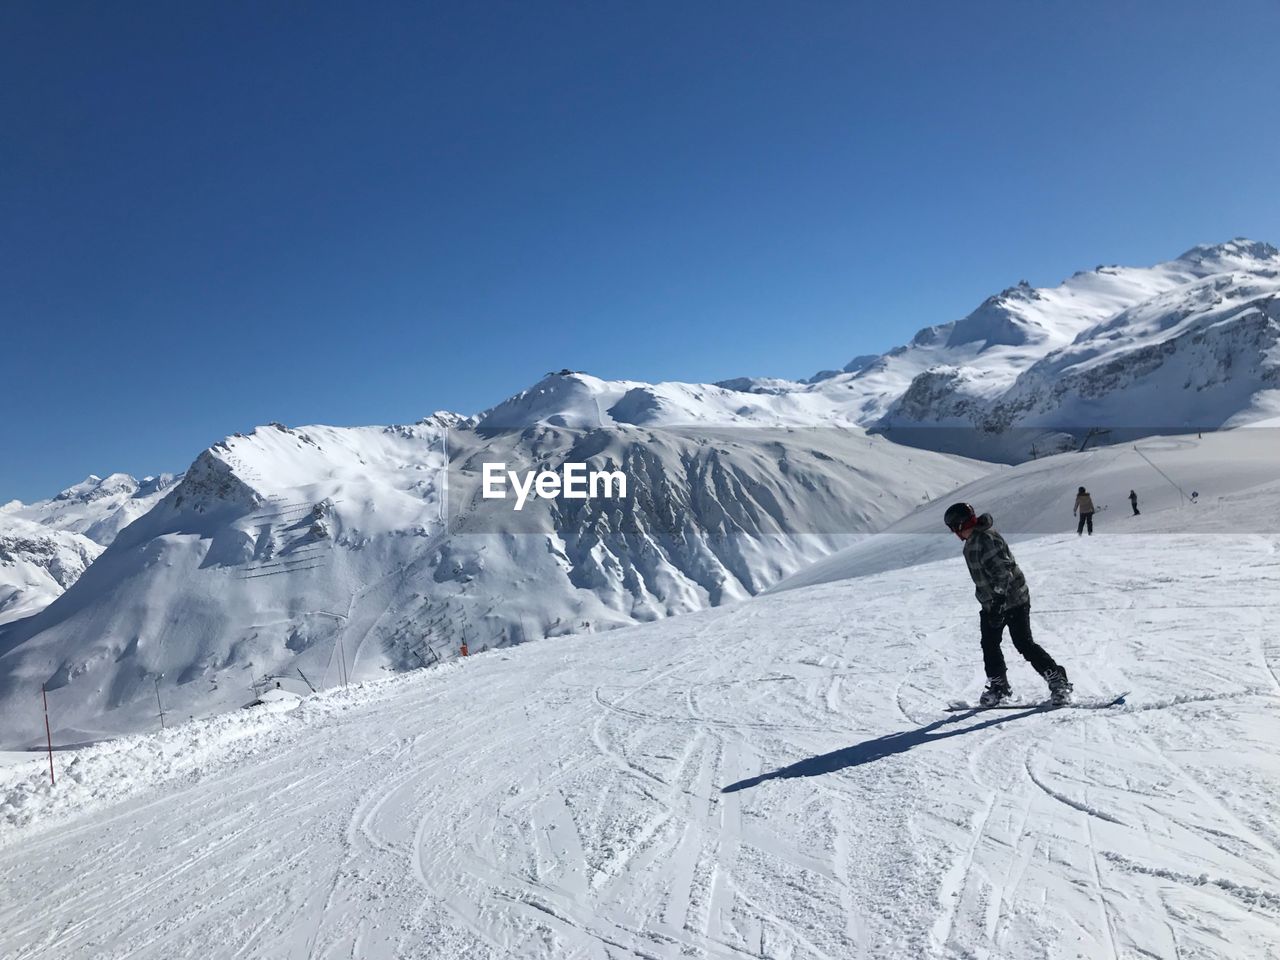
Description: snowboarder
1128,489,1140,516
1074,486,1096,535
944,502,1073,706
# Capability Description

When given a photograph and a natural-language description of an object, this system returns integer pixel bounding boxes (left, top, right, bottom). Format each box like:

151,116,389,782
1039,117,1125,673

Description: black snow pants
980,603,1060,680
1077,512,1094,535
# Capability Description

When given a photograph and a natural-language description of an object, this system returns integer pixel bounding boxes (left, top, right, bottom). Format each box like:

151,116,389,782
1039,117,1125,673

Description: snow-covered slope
0,517,102,626
0,392,989,744
773,427,1280,593
714,238,1280,459
2,449,1277,959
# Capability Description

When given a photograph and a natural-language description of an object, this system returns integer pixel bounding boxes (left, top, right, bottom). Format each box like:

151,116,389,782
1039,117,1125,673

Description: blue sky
2,1,1278,501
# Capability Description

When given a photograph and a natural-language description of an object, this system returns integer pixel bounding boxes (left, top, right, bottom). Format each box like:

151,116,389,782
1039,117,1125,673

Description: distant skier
944,502,1073,706
1129,489,1140,516
1074,486,1096,536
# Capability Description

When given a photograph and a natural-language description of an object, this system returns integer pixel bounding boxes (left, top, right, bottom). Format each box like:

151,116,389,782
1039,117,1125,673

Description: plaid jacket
962,513,1030,612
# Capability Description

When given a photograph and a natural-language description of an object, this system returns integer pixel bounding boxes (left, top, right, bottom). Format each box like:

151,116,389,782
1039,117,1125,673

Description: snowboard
945,692,1128,713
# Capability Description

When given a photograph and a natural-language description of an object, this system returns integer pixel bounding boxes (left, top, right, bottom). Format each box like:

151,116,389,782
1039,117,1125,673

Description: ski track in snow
1,535,1279,958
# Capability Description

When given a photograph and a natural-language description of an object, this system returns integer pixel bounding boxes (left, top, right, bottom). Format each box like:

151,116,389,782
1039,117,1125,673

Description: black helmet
944,502,976,532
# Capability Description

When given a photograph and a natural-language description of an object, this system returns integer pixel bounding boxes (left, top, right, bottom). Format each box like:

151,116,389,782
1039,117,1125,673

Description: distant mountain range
475,238,1280,457
0,474,179,626
723,237,1280,457
0,416,985,743
2,238,1276,742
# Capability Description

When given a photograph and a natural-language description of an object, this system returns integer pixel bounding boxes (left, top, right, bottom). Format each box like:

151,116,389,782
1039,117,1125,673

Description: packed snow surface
1,436,1277,959
774,427,1280,592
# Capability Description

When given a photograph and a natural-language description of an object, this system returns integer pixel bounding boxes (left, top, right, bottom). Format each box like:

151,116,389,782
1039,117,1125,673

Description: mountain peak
52,473,139,504
475,371,614,431
415,410,475,429
999,279,1040,301
1175,237,1279,267
945,283,1043,350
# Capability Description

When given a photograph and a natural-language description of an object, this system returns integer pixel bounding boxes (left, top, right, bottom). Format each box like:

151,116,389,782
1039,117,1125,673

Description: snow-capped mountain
718,238,1280,459
476,371,859,430
0,518,102,627
490,241,1280,458
981,261,1280,435
0,475,178,625
0,391,989,743
2,472,181,546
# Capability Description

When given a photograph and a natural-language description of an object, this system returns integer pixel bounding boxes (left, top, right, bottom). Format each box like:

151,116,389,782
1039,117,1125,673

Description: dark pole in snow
154,677,166,730
296,667,317,694
41,684,55,787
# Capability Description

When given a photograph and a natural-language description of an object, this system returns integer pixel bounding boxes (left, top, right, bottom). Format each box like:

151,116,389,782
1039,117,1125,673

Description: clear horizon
3,1,1278,501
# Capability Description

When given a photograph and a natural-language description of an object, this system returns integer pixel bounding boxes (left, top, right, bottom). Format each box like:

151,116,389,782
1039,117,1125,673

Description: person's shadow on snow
721,707,1044,793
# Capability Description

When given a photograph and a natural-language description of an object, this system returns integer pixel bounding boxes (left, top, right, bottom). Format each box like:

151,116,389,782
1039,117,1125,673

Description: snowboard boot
1044,667,1073,706
979,676,1012,707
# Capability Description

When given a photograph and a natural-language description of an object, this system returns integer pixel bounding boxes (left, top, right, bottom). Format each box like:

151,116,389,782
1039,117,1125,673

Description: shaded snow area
2,478,1277,958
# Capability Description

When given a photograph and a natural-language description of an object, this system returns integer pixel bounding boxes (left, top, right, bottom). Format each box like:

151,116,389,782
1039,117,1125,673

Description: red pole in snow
41,684,54,787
